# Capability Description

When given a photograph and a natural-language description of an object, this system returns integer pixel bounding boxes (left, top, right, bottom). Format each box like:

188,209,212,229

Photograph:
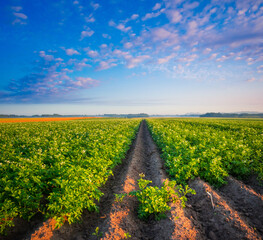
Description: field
0,117,100,123
0,118,262,239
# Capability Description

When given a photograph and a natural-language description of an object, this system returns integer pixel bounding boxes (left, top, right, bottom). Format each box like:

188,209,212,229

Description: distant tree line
200,112,263,118
104,113,149,118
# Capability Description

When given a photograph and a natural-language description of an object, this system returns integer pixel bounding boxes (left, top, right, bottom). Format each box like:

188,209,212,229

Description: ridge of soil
188,178,262,240
219,176,263,235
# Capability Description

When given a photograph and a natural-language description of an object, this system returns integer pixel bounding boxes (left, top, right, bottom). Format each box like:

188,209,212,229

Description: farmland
0,118,263,239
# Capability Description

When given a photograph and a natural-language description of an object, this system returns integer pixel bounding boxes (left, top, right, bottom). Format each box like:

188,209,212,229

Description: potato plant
147,118,263,187
129,174,195,220
0,119,140,233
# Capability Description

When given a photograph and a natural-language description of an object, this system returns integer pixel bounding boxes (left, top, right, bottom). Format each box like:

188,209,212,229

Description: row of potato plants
146,118,263,187
0,119,140,233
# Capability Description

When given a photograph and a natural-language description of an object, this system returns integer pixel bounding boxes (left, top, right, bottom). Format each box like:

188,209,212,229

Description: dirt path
90,120,202,240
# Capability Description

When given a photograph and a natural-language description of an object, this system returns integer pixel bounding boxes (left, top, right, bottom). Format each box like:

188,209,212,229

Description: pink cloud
81,29,94,40
13,12,28,19
11,6,22,12
151,28,178,46
131,14,139,20
74,77,99,87
187,21,198,36
166,10,182,23
91,2,100,10
142,11,161,21
203,48,212,54
96,60,117,71
116,23,131,32
85,14,95,23
125,55,150,68
158,54,176,64
87,50,99,58
124,42,133,49
65,48,80,56
153,3,161,11
39,51,54,61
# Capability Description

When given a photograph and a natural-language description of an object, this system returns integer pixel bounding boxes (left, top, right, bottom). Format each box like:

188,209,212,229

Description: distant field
0,117,100,123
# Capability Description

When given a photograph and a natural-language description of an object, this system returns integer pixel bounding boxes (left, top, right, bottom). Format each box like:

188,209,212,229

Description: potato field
0,118,262,240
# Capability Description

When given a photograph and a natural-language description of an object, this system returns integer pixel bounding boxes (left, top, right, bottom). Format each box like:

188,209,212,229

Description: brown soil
1,120,263,240
219,176,263,235
188,178,262,240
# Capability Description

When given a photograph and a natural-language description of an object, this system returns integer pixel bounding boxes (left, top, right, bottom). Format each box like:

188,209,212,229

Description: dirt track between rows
3,120,263,240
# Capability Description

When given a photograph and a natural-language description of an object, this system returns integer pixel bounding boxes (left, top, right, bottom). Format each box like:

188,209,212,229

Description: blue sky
0,0,263,115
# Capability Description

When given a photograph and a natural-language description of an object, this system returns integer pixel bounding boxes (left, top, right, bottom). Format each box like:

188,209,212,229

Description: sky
0,0,263,115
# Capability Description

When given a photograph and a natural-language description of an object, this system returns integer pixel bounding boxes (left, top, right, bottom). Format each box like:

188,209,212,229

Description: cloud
74,77,99,87
11,6,22,12
153,3,161,11
183,1,199,10
158,54,176,64
11,6,28,25
179,54,198,63
85,14,95,23
113,49,129,57
116,23,131,32
64,48,80,56
39,51,54,61
131,14,139,20
80,28,94,40
125,55,150,68
102,33,111,39
257,65,263,73
142,11,162,21
73,1,79,5
87,50,99,58
166,10,182,23
187,21,198,36
151,27,179,46
13,12,28,19
109,20,131,32
203,48,212,54
74,61,91,70
0,57,99,103
96,60,117,71
108,20,115,27
91,2,100,10
124,42,133,49
247,77,256,82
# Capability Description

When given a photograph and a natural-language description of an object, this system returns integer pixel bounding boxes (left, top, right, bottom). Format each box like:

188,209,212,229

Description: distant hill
200,112,263,118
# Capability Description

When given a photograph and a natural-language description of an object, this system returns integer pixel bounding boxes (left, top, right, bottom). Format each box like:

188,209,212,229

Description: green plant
114,193,127,202
0,119,141,233
129,174,195,220
92,227,103,238
124,232,131,238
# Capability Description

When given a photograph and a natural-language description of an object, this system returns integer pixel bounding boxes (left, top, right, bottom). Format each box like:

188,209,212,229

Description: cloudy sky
0,0,263,115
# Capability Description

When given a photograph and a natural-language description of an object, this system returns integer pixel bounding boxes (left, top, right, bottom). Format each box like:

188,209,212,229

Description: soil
188,178,262,240
1,120,263,240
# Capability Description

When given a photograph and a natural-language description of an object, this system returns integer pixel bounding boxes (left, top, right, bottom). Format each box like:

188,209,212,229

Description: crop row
0,119,140,233
147,118,263,187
